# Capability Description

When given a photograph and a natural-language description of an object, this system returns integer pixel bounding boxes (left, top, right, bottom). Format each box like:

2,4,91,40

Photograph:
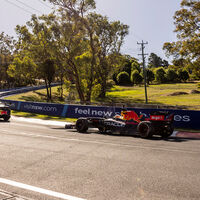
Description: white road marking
0,178,86,200
11,116,69,126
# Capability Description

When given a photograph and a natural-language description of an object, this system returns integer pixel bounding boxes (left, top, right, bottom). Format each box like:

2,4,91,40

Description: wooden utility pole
137,40,148,104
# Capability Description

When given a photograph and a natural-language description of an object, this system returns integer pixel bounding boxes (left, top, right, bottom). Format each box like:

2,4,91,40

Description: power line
4,0,33,14
15,0,43,14
37,0,52,9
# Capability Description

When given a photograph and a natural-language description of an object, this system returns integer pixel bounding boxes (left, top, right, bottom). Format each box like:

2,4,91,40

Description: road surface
0,117,200,200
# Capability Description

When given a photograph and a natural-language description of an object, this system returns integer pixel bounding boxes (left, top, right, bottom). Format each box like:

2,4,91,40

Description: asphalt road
0,117,200,200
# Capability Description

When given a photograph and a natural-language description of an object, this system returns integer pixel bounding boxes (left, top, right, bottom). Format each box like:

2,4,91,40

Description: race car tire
98,127,107,134
161,125,174,138
3,116,10,122
76,118,88,133
137,121,152,138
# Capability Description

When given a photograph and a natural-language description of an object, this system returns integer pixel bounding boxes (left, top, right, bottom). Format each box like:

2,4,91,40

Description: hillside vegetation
5,82,200,110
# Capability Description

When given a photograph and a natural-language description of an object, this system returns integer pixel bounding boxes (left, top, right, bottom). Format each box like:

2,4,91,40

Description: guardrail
0,83,60,98
0,99,200,130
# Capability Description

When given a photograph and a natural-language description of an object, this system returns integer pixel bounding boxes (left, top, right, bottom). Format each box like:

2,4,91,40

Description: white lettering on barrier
174,115,190,122
24,104,57,112
75,108,113,117
74,108,191,122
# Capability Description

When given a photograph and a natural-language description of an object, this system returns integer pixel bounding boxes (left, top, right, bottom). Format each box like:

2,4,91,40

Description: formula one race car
65,109,174,139
0,101,11,122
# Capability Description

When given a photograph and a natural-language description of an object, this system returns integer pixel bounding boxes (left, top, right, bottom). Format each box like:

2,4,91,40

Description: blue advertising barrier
1,100,66,117
1,99,199,130
64,104,198,129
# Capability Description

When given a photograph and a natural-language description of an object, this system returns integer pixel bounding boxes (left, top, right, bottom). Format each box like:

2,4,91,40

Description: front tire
137,121,152,138
76,118,88,133
98,127,107,134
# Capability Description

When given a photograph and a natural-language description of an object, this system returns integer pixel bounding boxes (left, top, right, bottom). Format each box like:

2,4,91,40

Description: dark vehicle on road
66,110,174,138
0,101,11,122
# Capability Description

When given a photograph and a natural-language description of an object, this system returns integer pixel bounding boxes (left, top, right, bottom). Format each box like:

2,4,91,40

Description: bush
178,69,189,82
166,69,178,82
117,71,131,86
155,67,166,83
131,70,143,85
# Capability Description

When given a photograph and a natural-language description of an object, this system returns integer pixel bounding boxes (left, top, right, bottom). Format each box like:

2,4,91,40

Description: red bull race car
0,101,11,122
65,109,174,138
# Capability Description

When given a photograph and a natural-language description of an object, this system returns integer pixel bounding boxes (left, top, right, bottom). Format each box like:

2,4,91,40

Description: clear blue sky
0,0,182,62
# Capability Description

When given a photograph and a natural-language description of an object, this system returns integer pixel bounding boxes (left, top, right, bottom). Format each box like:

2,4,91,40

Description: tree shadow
18,95,45,102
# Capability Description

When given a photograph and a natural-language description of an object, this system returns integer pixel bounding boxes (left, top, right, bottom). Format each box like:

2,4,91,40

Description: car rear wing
149,111,174,122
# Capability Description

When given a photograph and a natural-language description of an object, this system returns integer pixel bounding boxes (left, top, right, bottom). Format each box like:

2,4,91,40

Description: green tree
7,56,37,87
0,32,15,88
88,13,129,98
46,0,129,101
15,14,58,100
43,0,98,103
148,53,163,68
146,69,155,84
163,0,200,78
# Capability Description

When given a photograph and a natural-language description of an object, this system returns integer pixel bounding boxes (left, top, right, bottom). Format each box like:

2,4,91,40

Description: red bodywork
122,111,143,123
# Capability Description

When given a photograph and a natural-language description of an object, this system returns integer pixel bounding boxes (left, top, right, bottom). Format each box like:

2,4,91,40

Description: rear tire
76,118,88,133
161,125,174,138
3,116,10,122
137,121,152,138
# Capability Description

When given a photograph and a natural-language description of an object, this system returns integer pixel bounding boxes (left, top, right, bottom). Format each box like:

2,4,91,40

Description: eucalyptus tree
45,0,129,101
163,0,200,78
44,0,97,103
87,13,129,98
14,14,57,101
0,32,15,88
7,56,37,86
148,53,163,68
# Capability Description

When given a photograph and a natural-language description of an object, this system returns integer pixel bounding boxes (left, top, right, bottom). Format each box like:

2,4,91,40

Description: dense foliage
0,0,198,103
163,0,200,79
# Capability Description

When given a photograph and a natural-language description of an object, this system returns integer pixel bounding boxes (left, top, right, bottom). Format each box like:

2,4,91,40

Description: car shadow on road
0,120,10,123
51,126,199,142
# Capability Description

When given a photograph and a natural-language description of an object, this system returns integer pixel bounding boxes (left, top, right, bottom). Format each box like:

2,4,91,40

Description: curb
175,131,200,139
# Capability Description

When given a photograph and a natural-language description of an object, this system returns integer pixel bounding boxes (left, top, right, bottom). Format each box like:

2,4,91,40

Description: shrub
166,69,178,82
178,69,189,82
117,71,131,86
131,70,143,85
155,67,166,83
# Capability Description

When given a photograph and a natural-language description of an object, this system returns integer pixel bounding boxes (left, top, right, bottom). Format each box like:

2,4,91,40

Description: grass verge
11,110,77,122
